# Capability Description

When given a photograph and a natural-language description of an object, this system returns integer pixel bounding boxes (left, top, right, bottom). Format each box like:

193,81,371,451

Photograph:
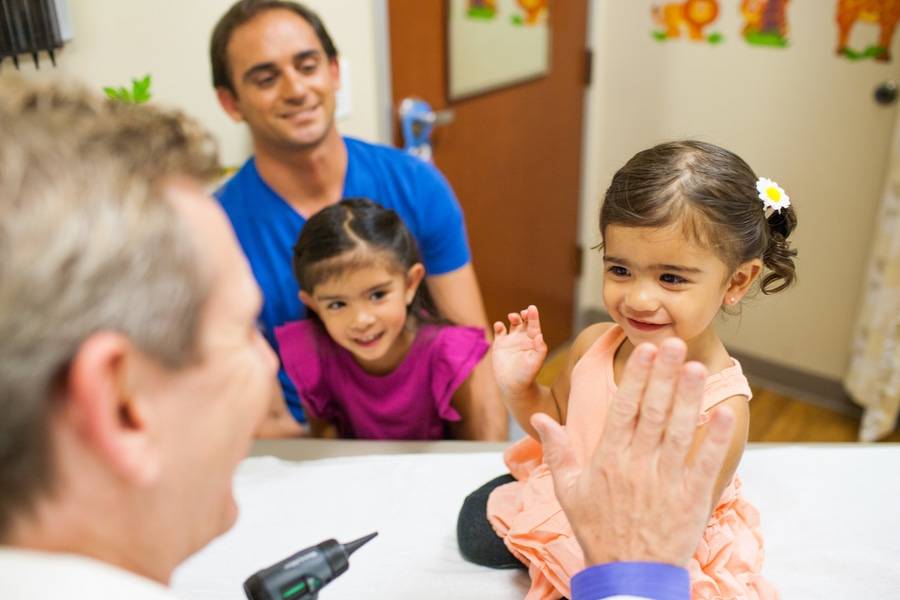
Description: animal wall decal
513,0,548,26
835,0,899,61
652,0,723,43
741,0,791,47
467,0,497,20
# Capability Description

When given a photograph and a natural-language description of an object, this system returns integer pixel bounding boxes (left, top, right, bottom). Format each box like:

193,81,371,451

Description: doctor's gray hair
0,77,221,540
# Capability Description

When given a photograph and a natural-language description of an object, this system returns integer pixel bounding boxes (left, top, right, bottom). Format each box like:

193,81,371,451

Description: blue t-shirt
215,137,472,422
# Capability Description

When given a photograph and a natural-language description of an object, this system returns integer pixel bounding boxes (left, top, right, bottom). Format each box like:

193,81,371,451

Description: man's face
218,9,341,152
152,182,277,558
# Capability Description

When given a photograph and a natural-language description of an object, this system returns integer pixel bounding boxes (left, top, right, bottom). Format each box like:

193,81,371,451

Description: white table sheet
172,445,900,599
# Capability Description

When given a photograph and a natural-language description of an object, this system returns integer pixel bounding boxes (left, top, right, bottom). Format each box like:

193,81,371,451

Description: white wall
580,0,900,380
15,0,388,168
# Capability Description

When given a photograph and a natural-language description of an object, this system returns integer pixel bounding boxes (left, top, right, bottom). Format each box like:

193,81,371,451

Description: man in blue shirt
209,0,506,439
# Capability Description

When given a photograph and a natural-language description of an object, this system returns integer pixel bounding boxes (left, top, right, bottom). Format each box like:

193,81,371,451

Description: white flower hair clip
756,177,791,215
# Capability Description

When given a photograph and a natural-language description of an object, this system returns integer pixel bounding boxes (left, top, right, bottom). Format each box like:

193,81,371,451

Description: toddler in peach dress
457,141,795,599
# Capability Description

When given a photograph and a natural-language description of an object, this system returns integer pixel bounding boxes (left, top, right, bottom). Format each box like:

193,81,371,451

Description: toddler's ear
299,290,318,313
405,263,426,304
725,259,762,304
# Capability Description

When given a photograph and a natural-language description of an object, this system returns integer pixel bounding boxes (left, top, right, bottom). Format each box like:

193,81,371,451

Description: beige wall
15,0,389,167
13,1,900,381
579,0,900,380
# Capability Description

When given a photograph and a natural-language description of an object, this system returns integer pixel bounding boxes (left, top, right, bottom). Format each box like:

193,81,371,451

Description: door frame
372,0,394,145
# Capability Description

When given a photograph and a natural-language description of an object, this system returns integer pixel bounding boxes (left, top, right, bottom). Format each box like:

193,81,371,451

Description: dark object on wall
0,0,71,70
875,81,898,105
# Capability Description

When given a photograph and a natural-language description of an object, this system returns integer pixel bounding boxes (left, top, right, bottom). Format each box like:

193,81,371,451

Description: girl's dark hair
599,140,797,294
292,198,448,325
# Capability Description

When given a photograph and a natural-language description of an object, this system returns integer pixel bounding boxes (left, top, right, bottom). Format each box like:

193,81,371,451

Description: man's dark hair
210,0,338,95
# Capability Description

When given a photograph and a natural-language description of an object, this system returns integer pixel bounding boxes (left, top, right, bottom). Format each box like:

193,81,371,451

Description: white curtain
846,116,900,441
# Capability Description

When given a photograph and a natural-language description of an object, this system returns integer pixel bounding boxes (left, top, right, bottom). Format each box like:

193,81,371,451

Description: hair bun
761,227,798,294
766,209,793,238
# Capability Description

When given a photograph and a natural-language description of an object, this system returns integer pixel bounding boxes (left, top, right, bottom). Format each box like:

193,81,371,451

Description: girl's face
602,223,759,360
300,261,425,373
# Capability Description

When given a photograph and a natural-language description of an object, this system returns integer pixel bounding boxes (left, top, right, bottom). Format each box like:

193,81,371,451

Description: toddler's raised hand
492,305,548,395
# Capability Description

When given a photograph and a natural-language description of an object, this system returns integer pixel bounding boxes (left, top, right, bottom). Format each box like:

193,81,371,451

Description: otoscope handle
243,533,376,600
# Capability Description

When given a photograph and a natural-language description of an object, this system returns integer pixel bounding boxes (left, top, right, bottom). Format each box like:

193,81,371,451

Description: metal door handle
398,97,454,162
425,108,455,126
399,97,455,126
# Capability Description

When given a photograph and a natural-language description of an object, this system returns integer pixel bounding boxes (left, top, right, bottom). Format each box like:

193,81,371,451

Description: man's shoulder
345,136,433,176
214,157,258,209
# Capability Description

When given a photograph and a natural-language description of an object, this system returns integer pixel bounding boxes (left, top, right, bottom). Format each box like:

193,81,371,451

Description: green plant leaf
103,75,152,103
133,75,150,94
131,74,152,103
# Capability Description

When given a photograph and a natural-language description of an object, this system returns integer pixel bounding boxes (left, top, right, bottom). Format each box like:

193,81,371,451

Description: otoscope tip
342,532,378,557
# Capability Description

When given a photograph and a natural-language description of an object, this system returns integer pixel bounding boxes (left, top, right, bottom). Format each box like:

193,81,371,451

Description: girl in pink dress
275,198,488,440
458,141,796,599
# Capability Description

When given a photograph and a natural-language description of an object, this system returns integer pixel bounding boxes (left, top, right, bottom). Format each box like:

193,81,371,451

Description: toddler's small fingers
493,321,507,336
535,333,548,353
526,308,542,337
508,312,522,329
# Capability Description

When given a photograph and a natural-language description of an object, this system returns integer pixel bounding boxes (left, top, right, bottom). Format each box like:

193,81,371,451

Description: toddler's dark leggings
456,473,527,570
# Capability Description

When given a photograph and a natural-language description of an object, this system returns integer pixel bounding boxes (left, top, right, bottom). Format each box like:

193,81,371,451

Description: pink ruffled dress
276,321,488,440
486,326,778,599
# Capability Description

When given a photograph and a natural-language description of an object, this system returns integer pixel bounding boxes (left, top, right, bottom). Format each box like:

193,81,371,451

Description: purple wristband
570,562,690,600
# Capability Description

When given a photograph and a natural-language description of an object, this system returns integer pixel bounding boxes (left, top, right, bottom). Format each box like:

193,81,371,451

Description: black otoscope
243,532,377,600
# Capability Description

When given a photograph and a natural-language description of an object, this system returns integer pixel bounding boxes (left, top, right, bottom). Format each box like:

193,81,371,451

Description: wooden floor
536,346,900,443
748,386,900,442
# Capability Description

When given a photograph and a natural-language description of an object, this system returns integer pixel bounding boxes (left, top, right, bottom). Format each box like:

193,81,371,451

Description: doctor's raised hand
532,338,736,568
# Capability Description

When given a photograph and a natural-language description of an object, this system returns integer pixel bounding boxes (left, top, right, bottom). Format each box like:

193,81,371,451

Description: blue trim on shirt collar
571,562,690,600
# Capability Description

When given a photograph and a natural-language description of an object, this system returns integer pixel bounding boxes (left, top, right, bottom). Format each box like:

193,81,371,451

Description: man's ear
66,332,160,486
329,58,341,91
405,263,426,305
299,290,318,313
216,87,245,123
724,258,762,306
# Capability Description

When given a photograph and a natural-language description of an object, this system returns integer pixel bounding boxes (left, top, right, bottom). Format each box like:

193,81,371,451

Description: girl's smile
625,318,670,332
351,330,385,346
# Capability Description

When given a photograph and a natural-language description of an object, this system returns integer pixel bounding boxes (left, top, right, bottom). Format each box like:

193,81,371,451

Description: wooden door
388,0,589,349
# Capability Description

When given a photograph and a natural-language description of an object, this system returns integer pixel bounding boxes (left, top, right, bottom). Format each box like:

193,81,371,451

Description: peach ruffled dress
486,326,778,600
